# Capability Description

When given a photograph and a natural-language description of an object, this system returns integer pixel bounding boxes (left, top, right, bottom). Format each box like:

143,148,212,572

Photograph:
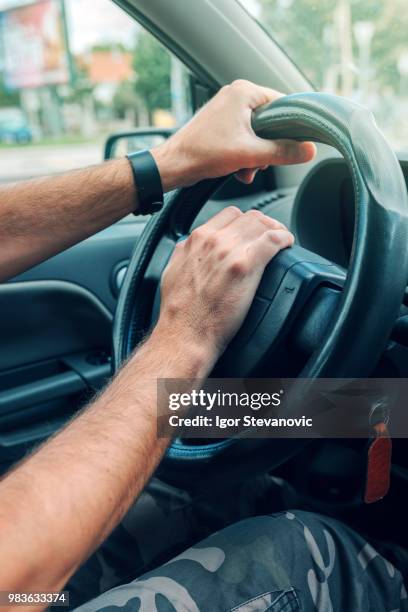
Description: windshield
239,0,408,150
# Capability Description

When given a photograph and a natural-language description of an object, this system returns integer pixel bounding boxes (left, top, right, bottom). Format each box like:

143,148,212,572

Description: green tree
257,0,408,94
63,57,94,104
258,0,337,88
91,42,130,53
132,32,171,121
113,80,139,119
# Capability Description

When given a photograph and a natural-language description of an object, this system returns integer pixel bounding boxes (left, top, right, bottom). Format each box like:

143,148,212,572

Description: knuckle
217,247,230,260
231,78,250,90
266,229,294,247
229,257,248,277
274,141,297,162
270,218,287,230
225,205,242,217
245,209,264,221
270,141,286,159
191,226,220,250
190,226,207,242
204,233,218,249
266,230,286,245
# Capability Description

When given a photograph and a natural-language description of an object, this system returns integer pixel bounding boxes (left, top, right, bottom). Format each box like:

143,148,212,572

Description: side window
0,0,192,182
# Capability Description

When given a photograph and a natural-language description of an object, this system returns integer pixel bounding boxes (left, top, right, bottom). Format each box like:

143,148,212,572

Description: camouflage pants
68,478,407,612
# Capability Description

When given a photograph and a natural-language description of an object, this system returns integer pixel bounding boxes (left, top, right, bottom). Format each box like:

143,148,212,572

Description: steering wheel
112,92,408,488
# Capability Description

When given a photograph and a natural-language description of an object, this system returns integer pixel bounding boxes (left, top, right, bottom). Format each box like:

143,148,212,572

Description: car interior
1,0,408,576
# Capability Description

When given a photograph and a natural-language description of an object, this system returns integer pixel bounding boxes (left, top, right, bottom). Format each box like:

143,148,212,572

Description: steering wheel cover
112,92,408,471
252,93,408,377
165,437,236,462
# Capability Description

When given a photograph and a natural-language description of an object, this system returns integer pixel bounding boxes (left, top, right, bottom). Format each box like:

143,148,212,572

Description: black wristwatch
126,150,164,215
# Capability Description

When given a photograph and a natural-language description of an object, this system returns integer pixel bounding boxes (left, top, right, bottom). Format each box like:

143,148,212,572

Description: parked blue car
0,107,32,144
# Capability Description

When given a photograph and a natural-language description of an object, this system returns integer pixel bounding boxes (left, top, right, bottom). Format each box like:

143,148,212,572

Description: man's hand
157,206,294,360
0,208,294,599
152,79,316,190
0,80,310,601
0,81,309,599
0,79,314,281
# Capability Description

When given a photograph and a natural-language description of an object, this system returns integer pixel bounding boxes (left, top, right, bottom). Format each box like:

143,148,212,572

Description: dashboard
292,159,355,267
292,155,408,268
203,153,408,271
18,151,407,313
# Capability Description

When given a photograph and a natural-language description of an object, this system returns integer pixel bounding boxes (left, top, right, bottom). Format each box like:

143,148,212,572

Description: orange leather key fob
364,422,392,504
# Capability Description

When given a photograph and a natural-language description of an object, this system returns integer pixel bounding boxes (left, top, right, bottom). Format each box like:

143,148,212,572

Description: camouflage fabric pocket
230,587,300,612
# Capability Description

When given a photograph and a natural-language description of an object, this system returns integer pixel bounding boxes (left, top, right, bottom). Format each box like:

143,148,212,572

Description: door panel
0,280,112,370
0,218,147,472
10,217,147,312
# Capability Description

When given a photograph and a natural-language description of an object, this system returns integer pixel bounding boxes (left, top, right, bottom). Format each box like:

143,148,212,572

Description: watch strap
126,150,164,215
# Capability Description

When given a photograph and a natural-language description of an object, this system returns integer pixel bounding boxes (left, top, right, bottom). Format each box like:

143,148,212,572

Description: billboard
0,0,69,89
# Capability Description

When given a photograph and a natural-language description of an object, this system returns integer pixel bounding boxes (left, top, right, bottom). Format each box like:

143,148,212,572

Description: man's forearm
0,139,192,281
0,81,315,603
0,159,137,280
0,81,315,281
0,322,215,596
0,137,207,281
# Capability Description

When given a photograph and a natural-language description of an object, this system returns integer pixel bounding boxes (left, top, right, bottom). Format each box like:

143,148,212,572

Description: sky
239,0,261,18
67,0,138,53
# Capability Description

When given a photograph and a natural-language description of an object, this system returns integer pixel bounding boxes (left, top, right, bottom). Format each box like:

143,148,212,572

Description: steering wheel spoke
215,245,345,377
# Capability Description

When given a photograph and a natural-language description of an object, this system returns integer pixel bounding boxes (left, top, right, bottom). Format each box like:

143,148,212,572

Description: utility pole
40,0,73,137
336,0,354,96
353,21,374,103
171,56,188,127
60,0,75,87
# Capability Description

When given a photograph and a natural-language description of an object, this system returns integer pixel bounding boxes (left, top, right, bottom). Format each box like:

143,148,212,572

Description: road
0,142,103,184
